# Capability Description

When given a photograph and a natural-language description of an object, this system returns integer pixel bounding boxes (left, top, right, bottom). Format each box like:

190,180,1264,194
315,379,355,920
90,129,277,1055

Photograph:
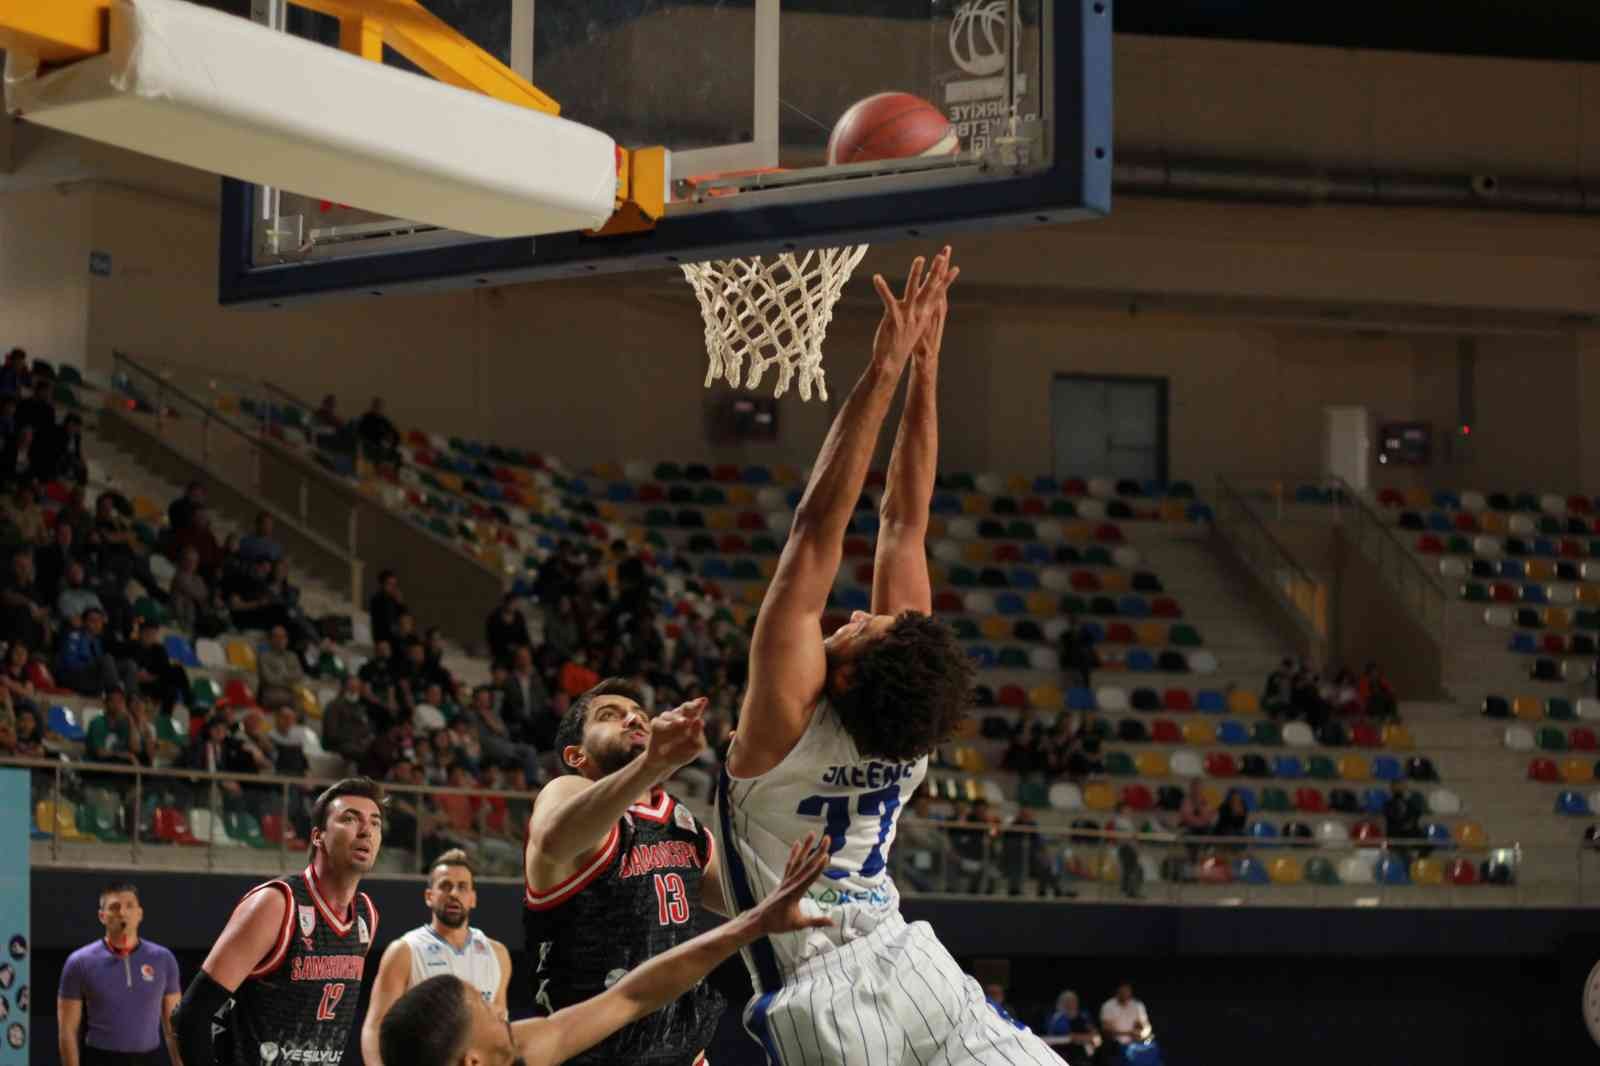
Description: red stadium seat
1570,496,1593,515
1163,689,1194,712
1150,597,1182,619
719,534,749,554
712,464,741,483
1070,571,1101,592
1351,820,1383,846
998,685,1027,709
1104,623,1135,644
153,808,202,846
1542,634,1568,655
1121,785,1156,811
1491,584,1516,603
1151,719,1181,743
1204,752,1239,777
1197,856,1233,883
1572,727,1599,752
737,511,767,531
933,592,963,613
1063,478,1088,496
1562,539,1584,559
1447,858,1479,885
1416,534,1444,554
1378,489,1405,508
1452,513,1478,533
636,483,666,503
994,544,1022,564
221,679,255,708
1350,723,1381,749
1528,757,1560,783
1294,788,1329,813
1021,497,1046,516
1094,524,1124,544
260,814,306,850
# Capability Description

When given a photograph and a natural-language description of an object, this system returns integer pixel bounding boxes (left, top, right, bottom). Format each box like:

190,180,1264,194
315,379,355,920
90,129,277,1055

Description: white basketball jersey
400,925,502,1005
715,699,926,990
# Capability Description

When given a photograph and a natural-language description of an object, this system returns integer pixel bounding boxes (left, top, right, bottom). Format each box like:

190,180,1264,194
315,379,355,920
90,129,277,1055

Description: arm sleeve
57,954,81,999
171,972,230,1066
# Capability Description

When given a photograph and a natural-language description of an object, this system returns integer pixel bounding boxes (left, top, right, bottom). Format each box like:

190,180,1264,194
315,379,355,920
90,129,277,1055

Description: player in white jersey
716,247,1059,1066
360,849,512,1066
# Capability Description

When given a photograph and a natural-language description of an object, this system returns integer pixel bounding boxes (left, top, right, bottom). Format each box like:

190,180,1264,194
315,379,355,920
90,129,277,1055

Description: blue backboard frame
217,0,1110,306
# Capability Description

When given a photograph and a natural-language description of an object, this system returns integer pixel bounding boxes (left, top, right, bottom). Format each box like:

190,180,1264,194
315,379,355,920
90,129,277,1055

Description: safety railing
1323,474,1452,638
1212,476,1329,647
12,756,1590,907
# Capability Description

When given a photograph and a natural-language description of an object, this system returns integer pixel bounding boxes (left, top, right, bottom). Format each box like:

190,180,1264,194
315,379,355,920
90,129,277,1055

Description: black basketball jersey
215,866,378,1066
523,788,724,1066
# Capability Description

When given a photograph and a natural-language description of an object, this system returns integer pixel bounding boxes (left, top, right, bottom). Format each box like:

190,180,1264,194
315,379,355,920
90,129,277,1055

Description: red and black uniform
214,865,378,1066
524,788,723,1066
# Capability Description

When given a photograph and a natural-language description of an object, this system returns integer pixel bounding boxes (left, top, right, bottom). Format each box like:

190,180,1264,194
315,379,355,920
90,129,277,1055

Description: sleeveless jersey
215,865,378,1066
523,788,723,1066
399,925,502,1006
715,699,926,992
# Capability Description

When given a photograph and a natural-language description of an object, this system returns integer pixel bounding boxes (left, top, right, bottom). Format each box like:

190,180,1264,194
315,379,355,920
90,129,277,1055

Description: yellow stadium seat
1526,560,1556,582
1064,522,1093,543
626,527,647,546
1083,782,1116,811
962,779,983,803
1512,696,1543,721
37,801,94,842
1200,782,1224,809
1578,585,1600,605
1454,821,1488,848
1410,857,1445,886
952,715,979,740
1268,857,1303,885
1545,607,1572,629
1135,622,1166,647
1227,689,1260,715
297,685,322,719
596,502,620,522
707,510,735,531
727,487,754,506
1096,852,1121,883
1480,512,1508,534
477,546,502,569
980,616,1011,641
962,494,987,516
1029,684,1063,710
1562,757,1594,785
1099,571,1130,594
1027,591,1055,617
226,641,257,672
1336,754,1371,781
435,472,464,494
1403,488,1430,509
1135,751,1169,778
1159,500,1186,522
774,465,802,485
961,542,990,565
1380,723,1414,750
1182,720,1217,746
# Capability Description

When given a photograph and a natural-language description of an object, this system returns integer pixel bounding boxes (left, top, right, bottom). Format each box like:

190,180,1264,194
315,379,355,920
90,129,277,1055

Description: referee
57,882,181,1066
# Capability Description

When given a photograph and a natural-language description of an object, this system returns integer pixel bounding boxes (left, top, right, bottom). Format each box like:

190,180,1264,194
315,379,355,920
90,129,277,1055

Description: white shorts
742,914,1060,1066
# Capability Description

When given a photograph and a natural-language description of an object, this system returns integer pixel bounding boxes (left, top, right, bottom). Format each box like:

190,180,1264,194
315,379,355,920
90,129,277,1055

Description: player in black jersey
382,835,832,1066
171,777,386,1066
522,679,727,1066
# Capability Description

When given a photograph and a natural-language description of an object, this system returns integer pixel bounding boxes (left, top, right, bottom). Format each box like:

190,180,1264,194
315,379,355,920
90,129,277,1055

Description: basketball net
681,244,869,402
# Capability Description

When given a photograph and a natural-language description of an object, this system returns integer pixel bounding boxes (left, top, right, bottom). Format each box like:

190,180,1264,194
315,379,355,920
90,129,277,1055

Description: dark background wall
27,872,1600,1064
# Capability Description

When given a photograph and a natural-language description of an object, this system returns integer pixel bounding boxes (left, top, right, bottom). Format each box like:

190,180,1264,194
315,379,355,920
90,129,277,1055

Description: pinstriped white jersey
399,926,502,1005
716,700,926,989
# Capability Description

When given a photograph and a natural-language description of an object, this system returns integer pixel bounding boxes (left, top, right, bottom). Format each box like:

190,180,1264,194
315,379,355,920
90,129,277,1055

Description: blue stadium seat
1235,787,1259,811
1273,755,1305,779
1424,823,1454,846
1523,584,1548,605
163,635,202,668
606,482,635,502
1217,721,1251,745
1433,491,1461,510
1509,633,1537,653
1557,790,1591,816
1080,622,1105,642
1376,855,1411,885
1248,821,1279,841
1195,690,1226,713
1126,649,1156,672
1118,596,1150,618
1371,756,1404,781
1426,512,1452,532
1023,543,1052,565
48,705,85,742
994,593,1026,615
1235,857,1271,884
1361,788,1389,815
741,466,773,484
1008,569,1040,590
1032,477,1058,494
967,645,998,670
931,493,962,515
1066,687,1095,711
699,558,732,580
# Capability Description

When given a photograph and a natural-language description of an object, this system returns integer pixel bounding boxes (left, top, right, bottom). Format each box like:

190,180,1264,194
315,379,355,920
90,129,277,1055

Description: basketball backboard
219,0,1109,305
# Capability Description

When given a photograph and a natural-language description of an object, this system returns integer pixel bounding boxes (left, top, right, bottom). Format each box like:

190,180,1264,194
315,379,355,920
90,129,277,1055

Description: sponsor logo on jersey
289,955,365,981
474,939,489,955
619,841,702,879
259,1044,281,1063
140,963,155,982
357,917,370,945
298,906,316,939
807,883,895,908
673,805,696,833
276,1048,343,1064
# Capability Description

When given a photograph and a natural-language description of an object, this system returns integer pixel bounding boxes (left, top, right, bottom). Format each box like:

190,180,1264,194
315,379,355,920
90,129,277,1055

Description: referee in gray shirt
57,882,181,1066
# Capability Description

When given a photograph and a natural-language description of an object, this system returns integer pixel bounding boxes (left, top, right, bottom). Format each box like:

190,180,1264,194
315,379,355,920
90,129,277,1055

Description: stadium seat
1282,722,1315,748
1235,857,1270,885
1375,855,1411,886
1427,788,1462,815
1162,688,1194,712
1170,750,1204,777
1528,757,1560,782
1557,790,1591,816
1105,752,1137,775
1197,856,1233,884
1047,783,1084,812
196,639,227,670
1134,752,1170,778
1410,857,1445,886
1573,727,1599,751
1183,720,1218,746
1272,755,1305,779
1447,858,1479,885
1306,755,1337,780
1371,756,1404,782
225,641,258,673
1338,853,1377,885
1204,752,1238,777
153,808,203,846
47,705,86,742
1503,725,1535,752
1083,782,1116,811
221,679,256,708
1197,690,1227,714
1305,856,1341,886
1381,723,1414,749
1536,725,1569,752
163,635,202,668
1260,787,1293,812
1481,695,1511,719
1454,821,1487,849
1217,720,1250,745
1095,686,1128,712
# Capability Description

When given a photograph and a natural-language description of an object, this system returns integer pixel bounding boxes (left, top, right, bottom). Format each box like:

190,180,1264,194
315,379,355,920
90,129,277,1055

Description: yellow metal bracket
0,0,665,232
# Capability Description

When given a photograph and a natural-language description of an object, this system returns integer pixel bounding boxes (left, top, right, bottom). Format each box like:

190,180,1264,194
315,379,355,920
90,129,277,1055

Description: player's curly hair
379,974,471,1066
831,611,974,762
555,678,646,774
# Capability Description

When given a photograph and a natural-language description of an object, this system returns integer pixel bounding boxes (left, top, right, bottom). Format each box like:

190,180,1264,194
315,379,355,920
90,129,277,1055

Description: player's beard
433,904,468,929
587,739,643,777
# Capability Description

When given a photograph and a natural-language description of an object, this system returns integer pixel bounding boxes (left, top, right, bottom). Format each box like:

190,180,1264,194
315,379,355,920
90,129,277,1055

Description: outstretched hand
871,247,960,372
642,697,708,776
751,834,835,937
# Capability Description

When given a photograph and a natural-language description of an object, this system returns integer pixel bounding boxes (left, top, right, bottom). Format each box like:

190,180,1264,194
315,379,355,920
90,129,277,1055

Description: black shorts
82,1046,168,1066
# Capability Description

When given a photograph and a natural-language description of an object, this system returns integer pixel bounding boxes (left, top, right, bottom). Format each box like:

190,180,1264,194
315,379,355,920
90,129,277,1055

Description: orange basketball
826,92,959,166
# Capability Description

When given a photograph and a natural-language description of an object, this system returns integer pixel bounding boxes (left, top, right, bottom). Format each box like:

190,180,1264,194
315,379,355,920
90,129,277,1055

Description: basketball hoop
681,244,869,402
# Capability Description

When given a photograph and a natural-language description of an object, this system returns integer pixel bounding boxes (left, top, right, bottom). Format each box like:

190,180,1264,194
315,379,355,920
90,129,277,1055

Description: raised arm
872,254,956,615
360,939,414,1066
732,253,957,775
515,837,833,1066
525,699,706,878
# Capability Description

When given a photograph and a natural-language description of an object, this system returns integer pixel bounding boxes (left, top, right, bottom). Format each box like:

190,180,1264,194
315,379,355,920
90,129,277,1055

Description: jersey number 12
315,983,345,1022
796,785,901,879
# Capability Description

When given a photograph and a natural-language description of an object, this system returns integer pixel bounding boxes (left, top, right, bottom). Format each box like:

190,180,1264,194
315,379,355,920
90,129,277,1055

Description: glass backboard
221,0,1109,305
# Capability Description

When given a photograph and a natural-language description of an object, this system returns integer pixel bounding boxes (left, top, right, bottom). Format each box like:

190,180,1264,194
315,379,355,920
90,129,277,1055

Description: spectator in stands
1213,787,1248,848
0,349,25,397
893,790,950,893
321,674,378,769
412,682,449,734
361,638,400,709
356,396,401,465
421,626,454,690
1058,615,1097,689
1047,712,1103,782
1262,659,1294,719
1046,990,1101,1066
1,483,45,545
499,644,548,739
1383,780,1423,862
464,683,543,786
11,705,43,758
1329,668,1361,717
35,519,77,606
238,511,283,564
55,562,104,624
1178,778,1214,849
170,503,224,580
485,594,531,665
168,547,220,637
1001,807,1066,897
128,618,187,714
1109,802,1144,901
167,481,205,533
57,608,134,696
15,370,54,438
948,799,1001,894
86,688,153,766
258,623,305,704
0,641,38,714
543,594,580,658
43,411,86,485
223,556,292,633
395,638,431,712
0,548,49,652
1360,662,1398,720
1292,663,1331,728
314,394,342,430
1099,983,1153,1059
369,569,406,646
0,425,39,489
448,713,483,774
90,492,167,604
56,483,93,545
266,703,316,778
180,712,255,809
557,649,600,699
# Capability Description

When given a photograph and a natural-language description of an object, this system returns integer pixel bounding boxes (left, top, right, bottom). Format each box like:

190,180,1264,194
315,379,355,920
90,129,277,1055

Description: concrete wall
0,183,90,366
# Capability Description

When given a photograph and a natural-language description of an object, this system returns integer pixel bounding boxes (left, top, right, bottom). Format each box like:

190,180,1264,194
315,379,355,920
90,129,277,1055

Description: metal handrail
1213,475,1329,643
1323,473,1451,635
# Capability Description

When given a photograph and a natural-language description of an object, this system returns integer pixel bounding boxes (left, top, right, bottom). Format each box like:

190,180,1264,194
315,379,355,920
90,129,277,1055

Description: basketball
825,92,960,166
